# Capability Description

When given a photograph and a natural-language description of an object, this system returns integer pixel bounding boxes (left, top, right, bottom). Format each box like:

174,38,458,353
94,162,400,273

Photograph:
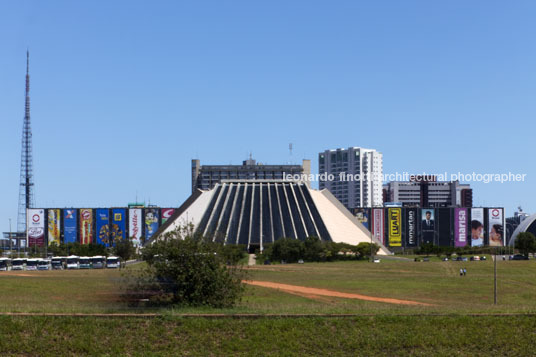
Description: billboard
421,209,435,245
372,209,384,245
47,209,61,246
145,208,160,239
111,208,126,244
405,208,417,247
470,208,484,247
96,209,110,246
488,208,504,246
161,208,175,225
454,208,468,247
438,208,451,246
354,208,370,230
64,209,77,243
27,209,45,247
79,209,93,245
388,208,402,247
129,208,143,246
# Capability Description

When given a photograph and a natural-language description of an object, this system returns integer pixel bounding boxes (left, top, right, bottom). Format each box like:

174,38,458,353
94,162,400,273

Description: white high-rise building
319,147,383,210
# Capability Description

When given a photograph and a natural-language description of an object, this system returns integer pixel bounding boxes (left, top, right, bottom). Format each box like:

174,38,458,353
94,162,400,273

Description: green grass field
1,259,535,355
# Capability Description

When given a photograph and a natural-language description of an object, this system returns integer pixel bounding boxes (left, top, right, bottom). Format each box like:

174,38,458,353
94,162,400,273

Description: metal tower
17,51,35,232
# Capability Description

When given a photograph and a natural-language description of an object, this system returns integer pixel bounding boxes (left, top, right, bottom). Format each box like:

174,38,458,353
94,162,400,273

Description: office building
192,157,310,192
318,147,383,209
383,175,472,207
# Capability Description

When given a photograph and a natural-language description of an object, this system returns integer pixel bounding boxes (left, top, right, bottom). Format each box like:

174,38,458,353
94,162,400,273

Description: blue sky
1,0,535,232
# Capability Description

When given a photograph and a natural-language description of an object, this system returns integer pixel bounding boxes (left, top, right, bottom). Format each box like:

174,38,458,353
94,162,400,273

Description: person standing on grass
463,268,466,276
460,268,463,276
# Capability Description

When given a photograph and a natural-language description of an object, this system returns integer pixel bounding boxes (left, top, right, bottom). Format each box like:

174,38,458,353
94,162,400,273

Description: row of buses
0,256,121,271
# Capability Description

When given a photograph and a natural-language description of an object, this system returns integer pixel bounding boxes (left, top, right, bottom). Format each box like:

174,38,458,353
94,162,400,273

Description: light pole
9,218,12,254
494,247,497,305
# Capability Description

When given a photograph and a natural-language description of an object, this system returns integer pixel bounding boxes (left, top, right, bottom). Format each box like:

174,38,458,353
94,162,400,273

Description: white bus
91,256,105,269
66,255,80,270
79,256,91,269
26,258,39,271
37,259,51,271
0,258,11,271
51,257,64,270
12,258,26,271
106,256,120,269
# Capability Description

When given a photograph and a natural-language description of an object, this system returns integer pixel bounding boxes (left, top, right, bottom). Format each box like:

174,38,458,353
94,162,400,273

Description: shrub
124,230,245,308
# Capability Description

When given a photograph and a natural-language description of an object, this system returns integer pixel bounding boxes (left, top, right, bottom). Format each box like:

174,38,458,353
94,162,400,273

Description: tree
124,228,245,308
113,239,136,261
303,236,325,262
515,232,536,258
270,238,305,263
353,242,379,260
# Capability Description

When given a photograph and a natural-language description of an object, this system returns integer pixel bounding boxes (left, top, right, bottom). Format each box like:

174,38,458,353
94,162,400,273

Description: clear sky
1,0,535,232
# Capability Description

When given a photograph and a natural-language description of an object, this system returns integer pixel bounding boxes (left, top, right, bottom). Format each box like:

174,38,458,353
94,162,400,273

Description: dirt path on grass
243,280,433,306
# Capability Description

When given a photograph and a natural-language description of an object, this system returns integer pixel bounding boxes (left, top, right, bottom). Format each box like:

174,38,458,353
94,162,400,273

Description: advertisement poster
454,208,468,247
354,208,370,230
111,208,126,244
161,208,175,225
47,209,61,246
129,208,143,246
27,209,45,247
145,208,160,239
96,209,110,246
63,209,77,243
470,208,484,247
488,208,504,247
421,209,435,245
388,208,402,247
79,209,93,245
372,209,384,245
405,208,417,247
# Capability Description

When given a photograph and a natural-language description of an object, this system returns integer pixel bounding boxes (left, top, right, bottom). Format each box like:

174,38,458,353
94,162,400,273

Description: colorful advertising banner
405,208,417,247
64,209,77,243
111,208,126,244
129,208,143,246
388,208,402,247
145,208,160,239
27,209,45,247
96,209,110,246
454,208,468,247
354,208,370,230
372,209,384,245
47,209,61,246
421,209,435,245
161,208,175,225
79,209,93,245
488,208,504,247
470,208,484,247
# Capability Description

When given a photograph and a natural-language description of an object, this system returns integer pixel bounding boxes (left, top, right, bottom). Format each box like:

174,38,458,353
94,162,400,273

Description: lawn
1,259,536,314
1,259,536,355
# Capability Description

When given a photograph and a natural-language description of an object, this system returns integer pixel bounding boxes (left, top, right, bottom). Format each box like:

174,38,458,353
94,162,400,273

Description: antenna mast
17,50,35,232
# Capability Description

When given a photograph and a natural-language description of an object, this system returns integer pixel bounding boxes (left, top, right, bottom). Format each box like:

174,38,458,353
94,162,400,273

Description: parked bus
12,258,26,271
66,255,80,270
91,256,105,269
106,256,120,269
0,258,11,271
26,258,39,271
79,256,91,269
51,257,64,270
37,259,51,271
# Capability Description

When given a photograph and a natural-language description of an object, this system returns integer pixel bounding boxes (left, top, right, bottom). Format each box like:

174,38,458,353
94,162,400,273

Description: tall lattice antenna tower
17,50,35,232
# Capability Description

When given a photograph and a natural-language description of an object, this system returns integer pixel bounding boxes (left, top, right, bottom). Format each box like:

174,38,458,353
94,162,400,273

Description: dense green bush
47,242,108,257
515,232,536,258
124,229,246,308
258,237,379,263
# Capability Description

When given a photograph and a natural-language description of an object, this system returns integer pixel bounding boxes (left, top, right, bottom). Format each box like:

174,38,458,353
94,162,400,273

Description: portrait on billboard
471,208,484,247
421,209,435,244
488,208,504,247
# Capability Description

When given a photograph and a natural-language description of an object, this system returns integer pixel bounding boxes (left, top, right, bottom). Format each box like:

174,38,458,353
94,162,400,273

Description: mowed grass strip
1,259,536,315
0,315,534,356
